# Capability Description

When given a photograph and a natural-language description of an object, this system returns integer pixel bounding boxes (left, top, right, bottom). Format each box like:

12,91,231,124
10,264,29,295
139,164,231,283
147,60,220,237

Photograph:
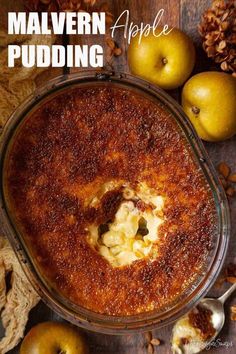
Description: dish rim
0,70,230,334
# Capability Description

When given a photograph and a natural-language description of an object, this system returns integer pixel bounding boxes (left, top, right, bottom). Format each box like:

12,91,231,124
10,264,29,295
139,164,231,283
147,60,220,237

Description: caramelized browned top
5,85,216,315
189,305,216,341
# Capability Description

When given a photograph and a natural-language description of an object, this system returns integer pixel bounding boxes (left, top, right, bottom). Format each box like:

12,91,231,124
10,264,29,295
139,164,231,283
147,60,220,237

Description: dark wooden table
0,0,235,353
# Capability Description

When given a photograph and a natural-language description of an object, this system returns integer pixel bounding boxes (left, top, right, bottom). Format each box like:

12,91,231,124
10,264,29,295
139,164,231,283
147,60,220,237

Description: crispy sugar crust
4,85,216,315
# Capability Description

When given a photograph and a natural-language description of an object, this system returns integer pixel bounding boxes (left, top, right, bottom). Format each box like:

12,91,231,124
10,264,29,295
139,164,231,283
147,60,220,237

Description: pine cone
198,0,236,76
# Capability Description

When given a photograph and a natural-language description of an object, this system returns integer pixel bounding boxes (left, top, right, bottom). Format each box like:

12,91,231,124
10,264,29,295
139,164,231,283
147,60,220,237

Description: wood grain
0,1,235,353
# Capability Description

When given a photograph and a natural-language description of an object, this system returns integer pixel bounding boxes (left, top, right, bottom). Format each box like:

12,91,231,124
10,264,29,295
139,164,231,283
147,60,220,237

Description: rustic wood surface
0,0,235,353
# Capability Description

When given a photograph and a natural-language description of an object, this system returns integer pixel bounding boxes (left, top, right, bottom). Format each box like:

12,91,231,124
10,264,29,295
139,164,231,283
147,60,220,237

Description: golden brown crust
4,85,216,315
189,305,216,341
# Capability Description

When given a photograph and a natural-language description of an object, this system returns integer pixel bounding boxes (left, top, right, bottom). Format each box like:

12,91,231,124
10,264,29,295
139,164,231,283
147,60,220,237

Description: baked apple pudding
4,84,216,316
86,182,164,267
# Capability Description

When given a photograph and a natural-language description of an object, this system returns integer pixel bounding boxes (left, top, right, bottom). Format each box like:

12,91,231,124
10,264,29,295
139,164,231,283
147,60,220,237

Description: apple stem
162,57,168,65
192,106,200,115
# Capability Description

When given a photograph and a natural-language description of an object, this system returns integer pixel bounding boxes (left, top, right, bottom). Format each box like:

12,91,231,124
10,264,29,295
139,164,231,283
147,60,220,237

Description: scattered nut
151,338,161,346
106,37,115,50
231,313,236,321
147,343,154,354
228,173,236,183
226,276,236,283
105,34,122,64
145,331,153,342
226,186,235,197
215,264,236,290
230,305,236,321
231,305,236,313
218,162,230,178
145,332,161,353
113,47,122,56
217,162,236,199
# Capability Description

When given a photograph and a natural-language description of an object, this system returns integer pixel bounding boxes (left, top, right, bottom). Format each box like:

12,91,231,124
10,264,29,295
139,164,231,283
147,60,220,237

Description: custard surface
4,85,216,315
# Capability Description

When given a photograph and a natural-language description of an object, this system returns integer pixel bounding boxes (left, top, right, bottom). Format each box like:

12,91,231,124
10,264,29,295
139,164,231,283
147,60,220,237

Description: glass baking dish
0,71,230,334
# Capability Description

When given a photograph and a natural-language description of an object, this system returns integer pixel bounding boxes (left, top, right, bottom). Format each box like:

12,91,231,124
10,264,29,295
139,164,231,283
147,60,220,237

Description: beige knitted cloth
0,30,55,129
0,31,55,353
0,239,39,353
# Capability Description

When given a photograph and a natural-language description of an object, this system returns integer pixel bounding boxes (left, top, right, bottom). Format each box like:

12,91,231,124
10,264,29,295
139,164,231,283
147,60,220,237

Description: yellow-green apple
20,322,88,354
128,27,195,90
182,72,236,142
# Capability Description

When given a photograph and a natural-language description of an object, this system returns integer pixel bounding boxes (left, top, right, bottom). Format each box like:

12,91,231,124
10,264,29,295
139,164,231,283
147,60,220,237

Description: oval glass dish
0,71,230,334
